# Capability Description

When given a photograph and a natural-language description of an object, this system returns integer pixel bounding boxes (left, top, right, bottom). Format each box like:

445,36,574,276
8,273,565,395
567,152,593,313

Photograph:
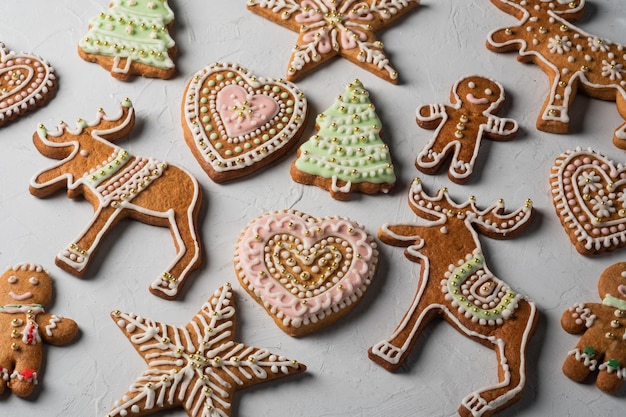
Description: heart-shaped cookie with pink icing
0,42,57,127
182,62,308,183
551,147,626,255
234,209,378,336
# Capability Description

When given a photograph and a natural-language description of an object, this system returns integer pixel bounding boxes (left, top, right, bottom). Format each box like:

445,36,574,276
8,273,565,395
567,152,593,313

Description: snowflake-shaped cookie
106,283,305,417
247,0,420,83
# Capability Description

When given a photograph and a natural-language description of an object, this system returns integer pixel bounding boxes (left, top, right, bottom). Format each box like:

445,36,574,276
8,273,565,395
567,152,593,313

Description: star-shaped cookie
247,0,420,83
106,283,306,417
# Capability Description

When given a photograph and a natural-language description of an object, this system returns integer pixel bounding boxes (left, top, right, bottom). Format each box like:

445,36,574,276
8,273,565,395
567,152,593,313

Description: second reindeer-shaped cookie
415,75,518,184
29,99,202,300
369,179,538,417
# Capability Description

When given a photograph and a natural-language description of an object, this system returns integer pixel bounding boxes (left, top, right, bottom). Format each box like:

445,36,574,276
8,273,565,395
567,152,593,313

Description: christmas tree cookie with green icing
290,79,396,200
78,0,176,80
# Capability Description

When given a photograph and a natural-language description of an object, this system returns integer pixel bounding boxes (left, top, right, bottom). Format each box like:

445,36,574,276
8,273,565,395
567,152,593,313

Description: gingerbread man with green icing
0,264,78,397
562,262,626,393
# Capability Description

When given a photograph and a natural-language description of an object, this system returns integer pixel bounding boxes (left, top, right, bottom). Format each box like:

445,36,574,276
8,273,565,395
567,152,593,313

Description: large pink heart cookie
551,148,626,255
0,42,57,127
182,62,308,183
234,209,378,336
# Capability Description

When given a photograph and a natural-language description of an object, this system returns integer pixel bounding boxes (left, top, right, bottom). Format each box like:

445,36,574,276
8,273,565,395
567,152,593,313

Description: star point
107,284,306,417
248,0,420,83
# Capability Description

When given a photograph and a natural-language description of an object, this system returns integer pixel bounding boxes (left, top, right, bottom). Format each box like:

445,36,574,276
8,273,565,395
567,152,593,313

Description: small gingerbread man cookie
415,75,518,184
562,262,626,393
0,264,78,397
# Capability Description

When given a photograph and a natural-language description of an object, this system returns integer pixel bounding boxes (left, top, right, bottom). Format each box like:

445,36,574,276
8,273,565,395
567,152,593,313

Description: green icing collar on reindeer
83,148,132,186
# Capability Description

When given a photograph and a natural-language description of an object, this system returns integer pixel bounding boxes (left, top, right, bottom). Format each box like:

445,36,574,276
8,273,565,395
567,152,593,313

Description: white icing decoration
370,179,536,416
29,100,202,299
107,284,303,416
182,62,307,179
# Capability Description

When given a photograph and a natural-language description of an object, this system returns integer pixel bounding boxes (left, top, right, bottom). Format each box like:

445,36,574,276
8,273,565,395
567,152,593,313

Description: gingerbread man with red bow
562,262,626,393
0,264,78,397
415,75,518,184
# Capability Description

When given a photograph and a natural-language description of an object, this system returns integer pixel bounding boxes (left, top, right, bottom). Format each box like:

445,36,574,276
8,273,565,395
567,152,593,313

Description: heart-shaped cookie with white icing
551,147,626,255
234,209,378,336
182,62,308,183
0,42,57,127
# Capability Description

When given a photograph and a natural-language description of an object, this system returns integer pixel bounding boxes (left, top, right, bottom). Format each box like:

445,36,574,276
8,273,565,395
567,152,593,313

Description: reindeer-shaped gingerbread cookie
416,75,518,183
0,264,78,397
562,262,626,393
369,179,538,417
29,99,202,300
487,0,626,147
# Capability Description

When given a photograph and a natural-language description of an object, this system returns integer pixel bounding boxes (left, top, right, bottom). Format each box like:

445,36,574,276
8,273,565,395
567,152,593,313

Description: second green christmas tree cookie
290,80,396,201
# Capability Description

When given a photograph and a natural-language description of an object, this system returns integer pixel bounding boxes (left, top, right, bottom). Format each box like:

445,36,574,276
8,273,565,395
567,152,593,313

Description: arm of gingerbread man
37,313,79,346
482,115,519,141
416,103,448,130
561,303,599,335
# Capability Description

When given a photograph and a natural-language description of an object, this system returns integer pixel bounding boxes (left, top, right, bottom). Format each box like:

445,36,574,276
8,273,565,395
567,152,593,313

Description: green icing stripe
84,149,131,186
447,253,518,321
79,0,175,70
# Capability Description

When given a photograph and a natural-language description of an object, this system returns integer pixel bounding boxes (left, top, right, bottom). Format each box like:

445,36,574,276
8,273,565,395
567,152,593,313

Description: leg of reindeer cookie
536,71,578,134
56,206,123,276
149,205,202,300
459,300,537,417
369,284,437,371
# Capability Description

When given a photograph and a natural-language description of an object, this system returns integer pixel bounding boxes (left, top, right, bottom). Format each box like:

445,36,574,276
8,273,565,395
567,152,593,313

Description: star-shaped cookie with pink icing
106,283,305,417
247,0,420,83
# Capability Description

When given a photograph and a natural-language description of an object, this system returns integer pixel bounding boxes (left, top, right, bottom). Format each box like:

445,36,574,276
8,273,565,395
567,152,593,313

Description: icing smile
9,291,33,301
466,93,489,105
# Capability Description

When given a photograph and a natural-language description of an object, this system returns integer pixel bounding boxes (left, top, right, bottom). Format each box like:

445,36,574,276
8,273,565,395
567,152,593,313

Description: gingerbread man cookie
415,75,518,184
487,0,626,147
562,262,626,393
0,264,78,397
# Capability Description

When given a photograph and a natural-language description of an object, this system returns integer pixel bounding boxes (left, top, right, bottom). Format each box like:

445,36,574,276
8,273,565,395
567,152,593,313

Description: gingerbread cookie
487,0,626,147
290,79,396,200
369,179,537,417
0,42,57,127
78,0,176,80
107,283,305,417
550,147,626,256
562,262,626,393
0,264,78,397
415,75,518,184
181,62,308,183
29,99,202,300
235,209,378,336
247,0,420,83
